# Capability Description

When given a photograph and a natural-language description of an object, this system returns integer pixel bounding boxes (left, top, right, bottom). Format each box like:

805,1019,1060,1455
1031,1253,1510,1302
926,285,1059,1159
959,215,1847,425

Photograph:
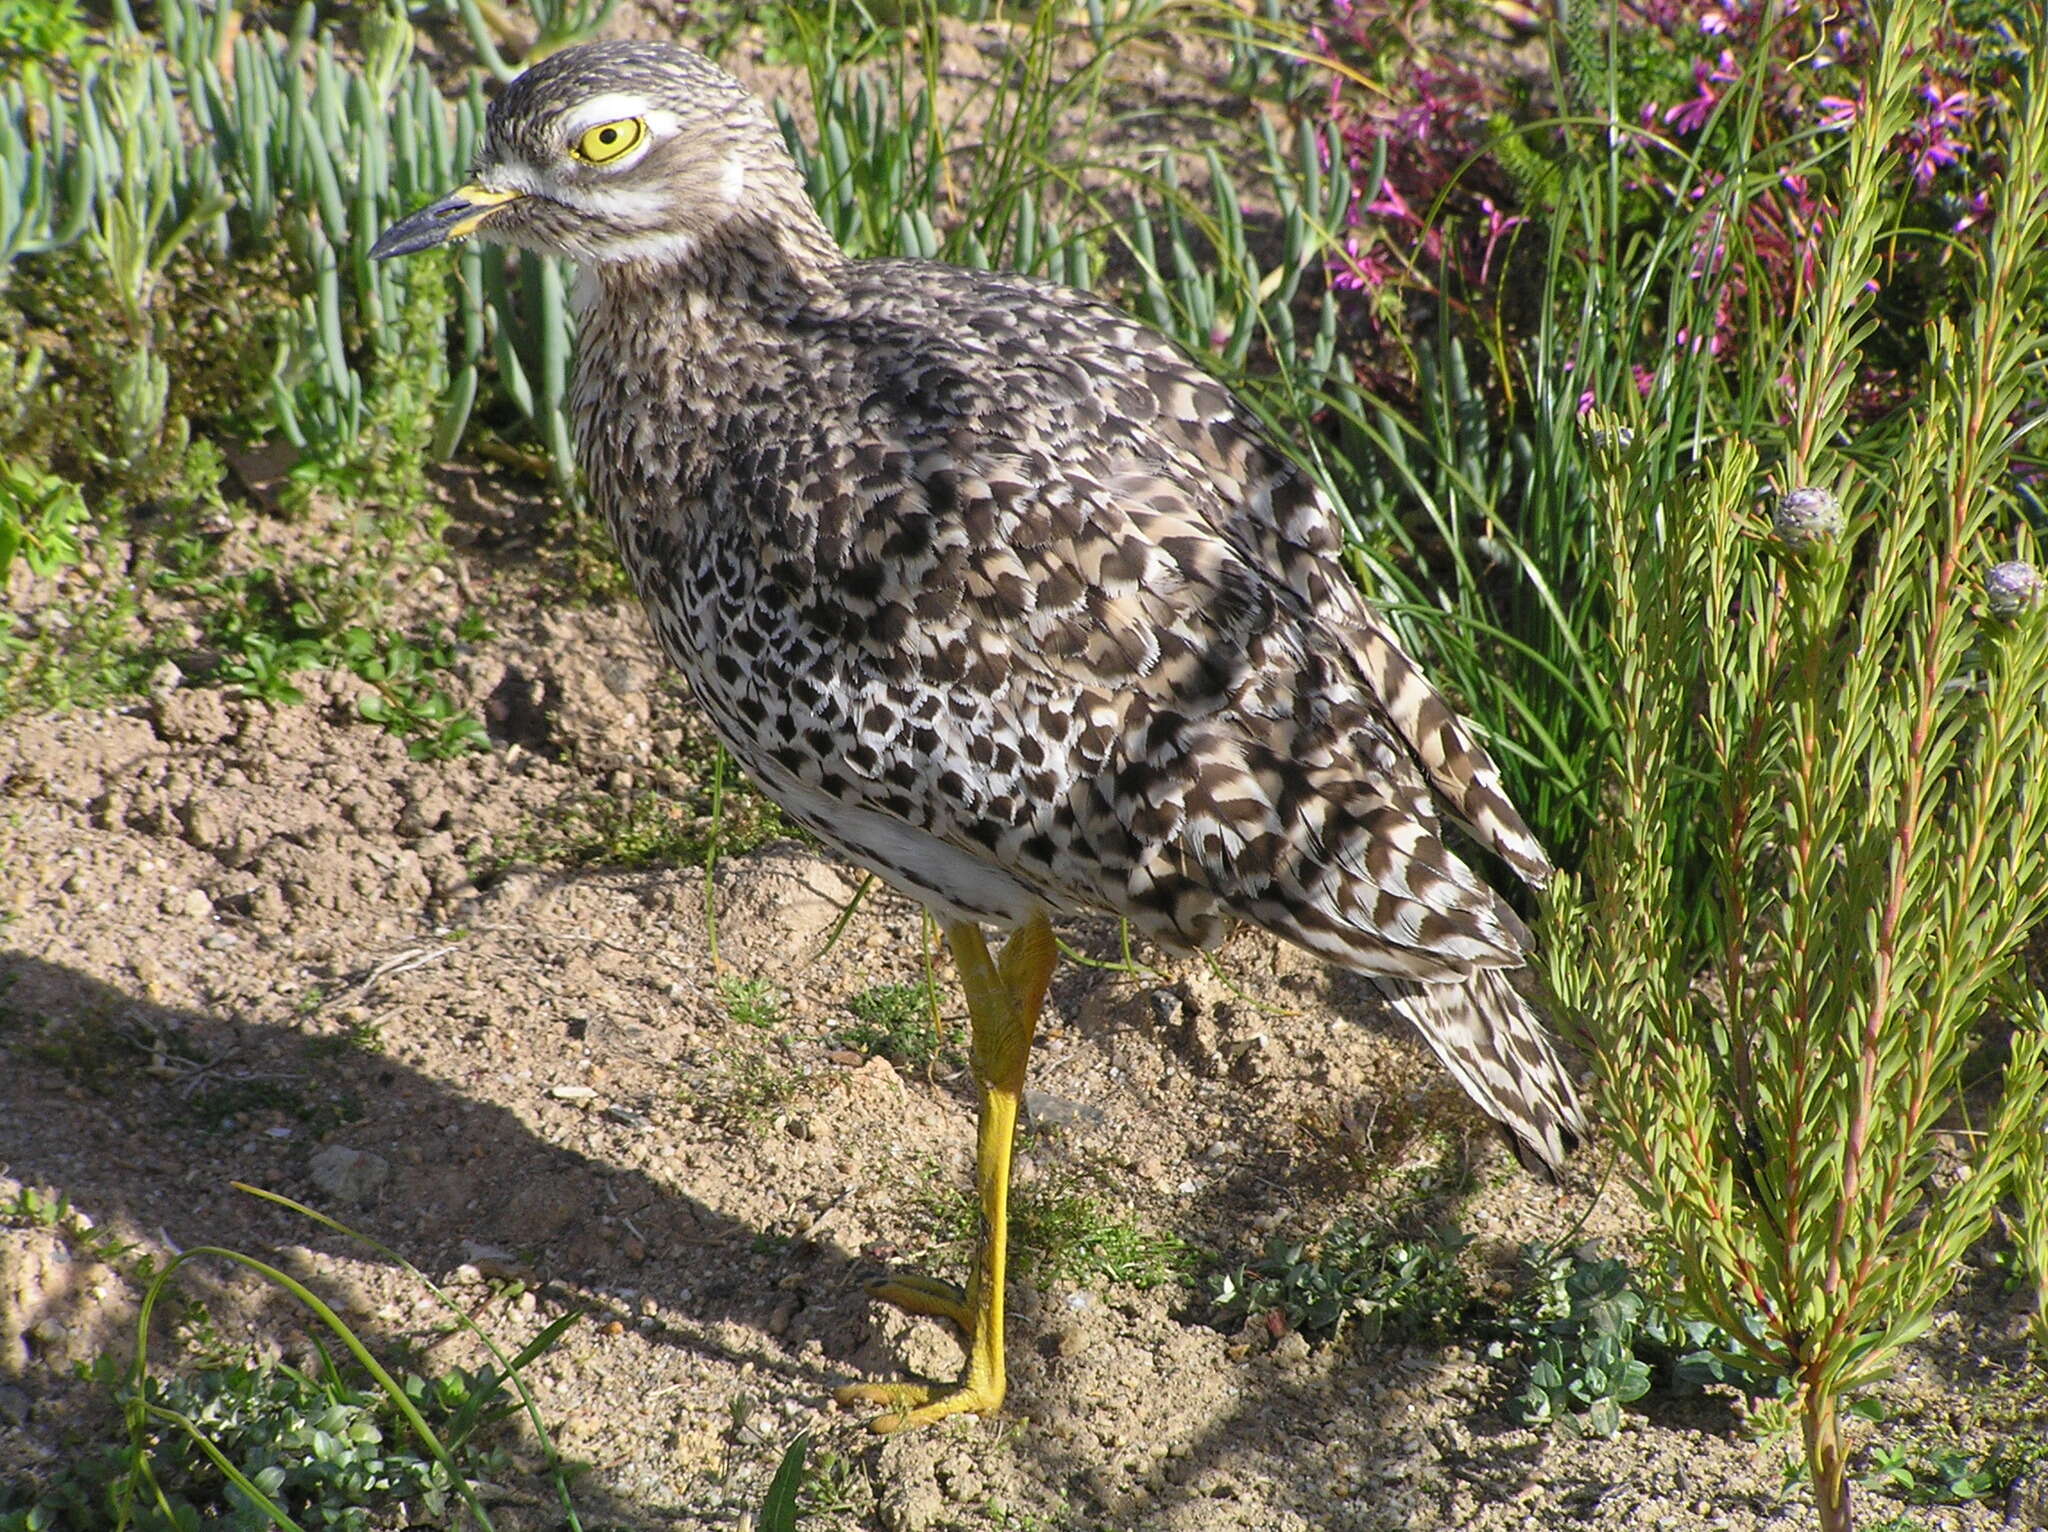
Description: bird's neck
569,205,844,544
587,200,843,325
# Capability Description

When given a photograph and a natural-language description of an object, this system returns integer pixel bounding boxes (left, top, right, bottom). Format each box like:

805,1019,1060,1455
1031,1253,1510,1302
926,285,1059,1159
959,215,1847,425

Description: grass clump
840,979,949,1070
1011,1176,1196,1289
691,1042,812,1134
716,975,785,1030
919,1159,1195,1291
512,734,793,876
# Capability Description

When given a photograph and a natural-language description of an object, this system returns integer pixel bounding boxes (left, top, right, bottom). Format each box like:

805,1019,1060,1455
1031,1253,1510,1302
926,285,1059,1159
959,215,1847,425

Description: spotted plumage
375,39,1582,1177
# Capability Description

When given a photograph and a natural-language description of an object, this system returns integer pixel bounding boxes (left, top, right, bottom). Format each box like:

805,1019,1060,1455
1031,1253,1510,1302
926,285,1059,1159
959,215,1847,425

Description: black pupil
599,127,618,144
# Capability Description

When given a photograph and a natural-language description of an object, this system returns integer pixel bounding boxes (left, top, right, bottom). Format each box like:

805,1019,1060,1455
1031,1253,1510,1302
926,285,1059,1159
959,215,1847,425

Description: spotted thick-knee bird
375,37,1584,1431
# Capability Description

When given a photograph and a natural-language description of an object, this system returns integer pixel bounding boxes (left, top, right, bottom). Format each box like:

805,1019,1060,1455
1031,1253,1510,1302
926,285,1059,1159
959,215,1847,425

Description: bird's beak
370,185,524,259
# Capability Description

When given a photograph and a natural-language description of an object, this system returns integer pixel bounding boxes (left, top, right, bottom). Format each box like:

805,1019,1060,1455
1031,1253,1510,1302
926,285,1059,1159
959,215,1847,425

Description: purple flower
1905,122,1964,191
1920,83,1974,130
1329,235,1393,293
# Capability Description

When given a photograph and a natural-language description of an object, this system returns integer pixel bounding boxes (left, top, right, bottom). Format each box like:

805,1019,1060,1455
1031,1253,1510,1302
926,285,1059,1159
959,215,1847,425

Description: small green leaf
760,1430,811,1532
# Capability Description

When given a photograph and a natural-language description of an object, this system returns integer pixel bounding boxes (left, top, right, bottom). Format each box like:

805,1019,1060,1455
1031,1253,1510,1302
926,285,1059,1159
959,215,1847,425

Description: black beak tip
370,193,485,261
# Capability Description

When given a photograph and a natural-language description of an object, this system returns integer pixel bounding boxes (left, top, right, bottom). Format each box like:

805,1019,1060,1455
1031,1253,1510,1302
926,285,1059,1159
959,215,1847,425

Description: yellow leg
836,909,1055,1433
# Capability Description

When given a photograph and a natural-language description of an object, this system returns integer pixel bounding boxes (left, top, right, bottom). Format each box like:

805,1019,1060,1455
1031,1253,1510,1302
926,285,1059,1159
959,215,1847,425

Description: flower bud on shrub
1985,560,2043,618
1772,487,1844,549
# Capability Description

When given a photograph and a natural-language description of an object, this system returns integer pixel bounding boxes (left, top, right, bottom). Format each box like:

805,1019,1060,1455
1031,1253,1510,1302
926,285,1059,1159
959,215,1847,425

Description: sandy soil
2,459,2044,1532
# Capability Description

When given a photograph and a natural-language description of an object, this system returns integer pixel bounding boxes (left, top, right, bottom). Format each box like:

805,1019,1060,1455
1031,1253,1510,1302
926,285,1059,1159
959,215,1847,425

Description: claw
865,1272,973,1329
834,1377,1002,1433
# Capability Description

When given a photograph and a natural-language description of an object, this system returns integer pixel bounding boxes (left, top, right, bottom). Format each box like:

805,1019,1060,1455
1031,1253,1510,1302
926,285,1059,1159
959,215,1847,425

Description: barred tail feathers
1371,964,1585,1179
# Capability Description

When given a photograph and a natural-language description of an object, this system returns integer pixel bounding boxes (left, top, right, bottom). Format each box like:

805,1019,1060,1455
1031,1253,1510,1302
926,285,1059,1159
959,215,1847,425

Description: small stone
1024,1088,1104,1130
146,659,184,699
1986,559,2043,618
1272,1330,1311,1364
397,791,453,838
308,1145,391,1206
1772,485,1844,549
152,687,235,744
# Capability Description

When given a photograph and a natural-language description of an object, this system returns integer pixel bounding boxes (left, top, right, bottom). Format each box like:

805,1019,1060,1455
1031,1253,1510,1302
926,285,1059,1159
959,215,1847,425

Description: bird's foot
834,1375,1002,1434
836,1271,999,1432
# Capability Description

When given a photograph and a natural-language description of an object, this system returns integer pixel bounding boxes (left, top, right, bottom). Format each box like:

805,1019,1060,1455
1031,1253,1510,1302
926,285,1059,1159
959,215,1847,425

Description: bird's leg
836,910,1054,1432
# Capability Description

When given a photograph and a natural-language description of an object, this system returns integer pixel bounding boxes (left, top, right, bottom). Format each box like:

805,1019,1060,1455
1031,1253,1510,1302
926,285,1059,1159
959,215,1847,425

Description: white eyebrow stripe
563,92,655,135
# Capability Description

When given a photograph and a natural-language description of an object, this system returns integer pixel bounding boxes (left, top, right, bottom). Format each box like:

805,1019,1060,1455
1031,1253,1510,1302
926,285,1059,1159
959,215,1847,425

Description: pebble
1024,1087,1104,1129
2012,1469,2048,1529
308,1144,391,1206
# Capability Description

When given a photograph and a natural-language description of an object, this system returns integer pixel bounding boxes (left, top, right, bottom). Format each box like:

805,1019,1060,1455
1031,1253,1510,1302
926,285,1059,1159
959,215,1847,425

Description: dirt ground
2,456,2045,1531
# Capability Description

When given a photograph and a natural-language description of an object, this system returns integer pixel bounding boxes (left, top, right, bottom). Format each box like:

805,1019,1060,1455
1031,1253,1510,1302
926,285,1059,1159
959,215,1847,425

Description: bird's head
372,39,824,270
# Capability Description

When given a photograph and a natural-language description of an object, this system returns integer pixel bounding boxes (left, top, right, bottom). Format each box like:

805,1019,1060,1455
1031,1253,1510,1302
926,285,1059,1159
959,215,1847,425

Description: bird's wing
1019,285,1555,893
715,269,1538,977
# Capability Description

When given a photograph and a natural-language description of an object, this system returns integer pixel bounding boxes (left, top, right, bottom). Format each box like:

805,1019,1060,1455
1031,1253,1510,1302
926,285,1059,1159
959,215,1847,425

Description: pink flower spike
1664,59,1721,135
1329,235,1392,294
1577,389,1597,416
1817,95,1859,130
1920,83,1973,127
1475,196,1526,284
1367,180,1416,225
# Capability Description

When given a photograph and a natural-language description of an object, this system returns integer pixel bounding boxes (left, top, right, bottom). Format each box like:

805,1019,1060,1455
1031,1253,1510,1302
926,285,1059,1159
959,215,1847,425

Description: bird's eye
572,117,647,165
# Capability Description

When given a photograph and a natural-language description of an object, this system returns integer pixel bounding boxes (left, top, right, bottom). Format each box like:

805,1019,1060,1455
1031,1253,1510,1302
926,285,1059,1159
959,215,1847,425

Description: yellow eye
573,117,647,165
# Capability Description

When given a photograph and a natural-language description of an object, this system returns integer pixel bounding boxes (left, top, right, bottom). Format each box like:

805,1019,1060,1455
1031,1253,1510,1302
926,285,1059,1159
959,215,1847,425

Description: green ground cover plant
0,1186,581,1532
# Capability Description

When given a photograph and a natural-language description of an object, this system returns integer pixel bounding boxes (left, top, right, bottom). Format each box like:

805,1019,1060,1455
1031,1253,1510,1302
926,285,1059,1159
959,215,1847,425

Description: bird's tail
1371,964,1585,1180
